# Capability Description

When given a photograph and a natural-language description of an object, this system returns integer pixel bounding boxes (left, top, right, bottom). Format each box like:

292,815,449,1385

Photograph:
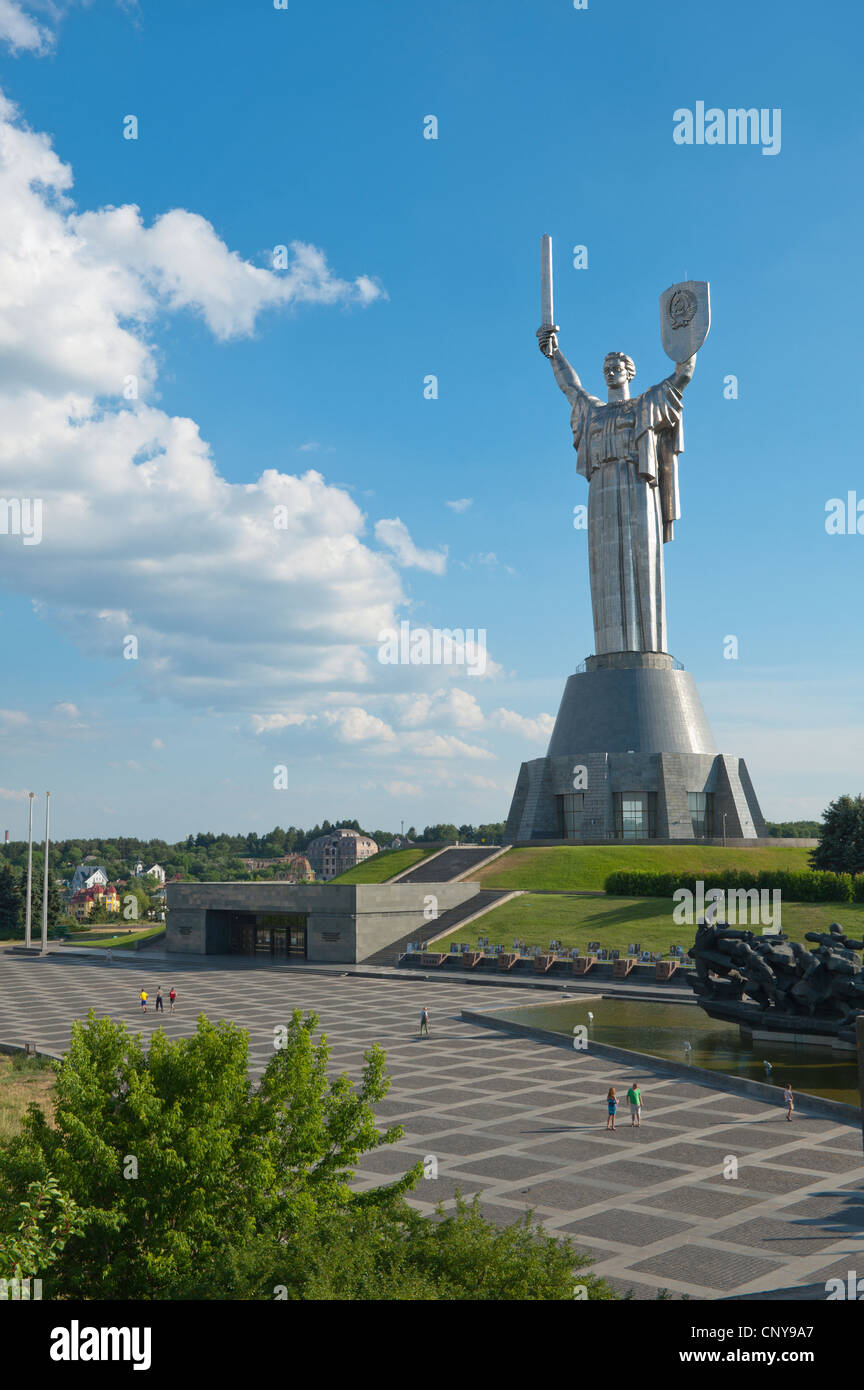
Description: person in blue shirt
606,1087,618,1131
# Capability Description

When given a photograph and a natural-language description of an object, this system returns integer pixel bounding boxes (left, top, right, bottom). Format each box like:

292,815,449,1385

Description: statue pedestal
505,651,766,843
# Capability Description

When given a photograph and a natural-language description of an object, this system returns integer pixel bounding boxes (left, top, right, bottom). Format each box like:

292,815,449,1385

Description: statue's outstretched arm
552,347,586,401
536,327,585,402
669,353,697,391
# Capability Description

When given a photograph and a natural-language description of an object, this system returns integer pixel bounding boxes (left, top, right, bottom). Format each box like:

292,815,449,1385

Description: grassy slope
69,925,166,950
332,847,436,883
444,893,864,955
472,844,813,892
0,1055,55,1142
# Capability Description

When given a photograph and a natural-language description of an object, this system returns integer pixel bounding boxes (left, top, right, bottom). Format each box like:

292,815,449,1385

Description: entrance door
230,921,256,954
288,925,306,956
229,913,307,957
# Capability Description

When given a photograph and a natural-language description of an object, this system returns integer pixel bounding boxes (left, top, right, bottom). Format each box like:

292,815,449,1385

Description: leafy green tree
0,1011,613,1301
422,824,459,843
811,794,864,877
28,866,65,937
0,1175,87,1290
119,883,152,921
0,863,22,936
207,1196,610,1301
0,1011,414,1298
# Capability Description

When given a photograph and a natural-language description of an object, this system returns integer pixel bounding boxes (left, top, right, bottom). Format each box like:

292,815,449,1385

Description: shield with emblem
659,280,710,361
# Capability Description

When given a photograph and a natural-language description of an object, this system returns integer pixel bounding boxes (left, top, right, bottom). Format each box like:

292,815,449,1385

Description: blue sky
0,0,861,842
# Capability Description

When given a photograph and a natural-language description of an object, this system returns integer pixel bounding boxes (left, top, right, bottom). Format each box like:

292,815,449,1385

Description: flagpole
25,792,34,949
40,791,50,955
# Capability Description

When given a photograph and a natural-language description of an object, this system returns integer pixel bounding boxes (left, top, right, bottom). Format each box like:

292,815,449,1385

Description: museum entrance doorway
229,911,307,958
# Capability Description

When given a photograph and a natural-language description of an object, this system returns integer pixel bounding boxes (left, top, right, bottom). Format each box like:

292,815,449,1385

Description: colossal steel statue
537,243,710,655
504,244,764,844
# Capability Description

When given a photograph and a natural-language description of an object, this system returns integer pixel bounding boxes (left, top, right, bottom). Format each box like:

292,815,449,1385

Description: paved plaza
2,951,863,1300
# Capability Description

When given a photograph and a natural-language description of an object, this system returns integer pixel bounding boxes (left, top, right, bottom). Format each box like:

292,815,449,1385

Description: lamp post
24,792,34,949
723,812,728,849
40,791,50,955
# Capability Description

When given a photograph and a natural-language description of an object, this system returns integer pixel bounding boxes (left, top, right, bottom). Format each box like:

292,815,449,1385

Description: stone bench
533,954,556,973
613,957,636,977
655,959,679,981
572,956,596,975
461,951,483,969
421,953,449,967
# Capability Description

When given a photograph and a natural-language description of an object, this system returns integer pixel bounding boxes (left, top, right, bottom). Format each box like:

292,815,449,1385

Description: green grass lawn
443,892,864,957
332,846,437,883
472,843,813,892
0,1054,55,1142
68,925,166,950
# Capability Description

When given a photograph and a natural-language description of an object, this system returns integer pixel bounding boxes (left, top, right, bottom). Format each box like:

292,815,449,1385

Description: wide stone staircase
394,845,508,883
362,889,516,967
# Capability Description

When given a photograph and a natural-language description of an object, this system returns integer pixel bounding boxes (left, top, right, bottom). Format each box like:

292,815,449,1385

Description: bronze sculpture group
689,920,864,1044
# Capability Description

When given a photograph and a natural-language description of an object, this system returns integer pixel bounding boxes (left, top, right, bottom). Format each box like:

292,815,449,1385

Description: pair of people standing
606,1083,643,1131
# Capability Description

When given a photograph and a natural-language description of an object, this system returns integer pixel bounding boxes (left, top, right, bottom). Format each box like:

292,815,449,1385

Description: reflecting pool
487,997,861,1106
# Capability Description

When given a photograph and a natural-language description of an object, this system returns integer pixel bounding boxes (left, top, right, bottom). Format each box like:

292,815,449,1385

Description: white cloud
0,2,139,57
251,712,317,735
323,707,396,744
0,0,50,53
0,708,29,725
74,209,383,341
0,90,530,814
0,95,405,708
393,688,485,731
491,708,555,741
382,780,422,798
445,498,472,513
374,518,447,574
402,731,493,761
53,701,80,718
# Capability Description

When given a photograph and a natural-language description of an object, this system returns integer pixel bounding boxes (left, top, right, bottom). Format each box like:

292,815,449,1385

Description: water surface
488,997,861,1106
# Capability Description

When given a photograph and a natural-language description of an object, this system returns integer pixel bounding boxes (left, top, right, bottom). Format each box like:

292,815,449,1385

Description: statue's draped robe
567,378,684,655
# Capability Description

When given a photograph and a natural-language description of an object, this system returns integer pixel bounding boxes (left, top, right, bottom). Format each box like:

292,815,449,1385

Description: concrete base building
506,651,766,843
165,880,479,962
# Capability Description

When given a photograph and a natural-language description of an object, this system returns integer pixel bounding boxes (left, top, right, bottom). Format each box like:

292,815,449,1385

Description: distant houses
68,883,121,922
238,853,314,881
70,863,109,894
133,862,166,884
306,829,379,881
62,859,167,924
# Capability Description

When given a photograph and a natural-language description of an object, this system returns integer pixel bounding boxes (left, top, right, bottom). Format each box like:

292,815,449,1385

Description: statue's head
603,352,636,390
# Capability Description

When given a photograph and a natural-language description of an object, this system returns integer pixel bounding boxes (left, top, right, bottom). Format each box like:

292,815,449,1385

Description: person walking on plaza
783,1083,794,1122
155,987,164,1013
139,988,148,1014
627,1081,643,1128
169,987,177,1013
606,1086,618,1131
419,1007,429,1037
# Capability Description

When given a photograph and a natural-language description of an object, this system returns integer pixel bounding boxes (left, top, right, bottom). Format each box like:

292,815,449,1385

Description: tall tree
0,863,22,936
810,794,864,877
29,863,66,933
0,1011,613,1302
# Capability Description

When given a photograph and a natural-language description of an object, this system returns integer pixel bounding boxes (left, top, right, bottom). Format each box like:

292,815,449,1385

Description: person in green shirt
627,1082,643,1128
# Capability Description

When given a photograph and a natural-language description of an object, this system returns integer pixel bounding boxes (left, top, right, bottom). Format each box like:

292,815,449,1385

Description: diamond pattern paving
1,951,862,1301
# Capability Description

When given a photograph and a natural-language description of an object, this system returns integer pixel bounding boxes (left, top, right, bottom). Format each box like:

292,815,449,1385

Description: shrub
604,868,852,903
